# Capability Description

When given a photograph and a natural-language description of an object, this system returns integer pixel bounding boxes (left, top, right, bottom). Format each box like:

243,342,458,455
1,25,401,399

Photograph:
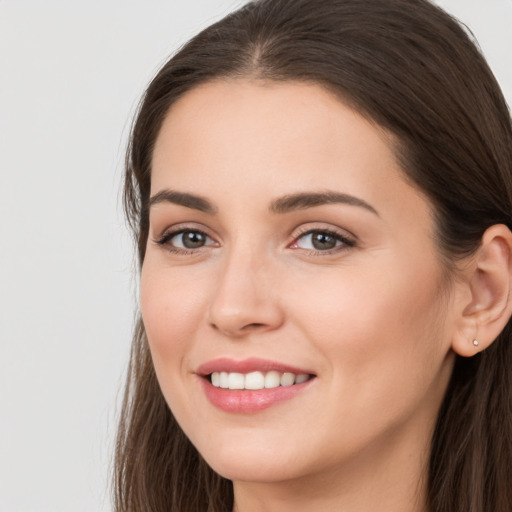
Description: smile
210,371,311,390
197,358,316,413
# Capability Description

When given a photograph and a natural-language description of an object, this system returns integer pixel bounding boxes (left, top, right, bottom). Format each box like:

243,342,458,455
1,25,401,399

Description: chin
197,440,309,483
208,458,303,484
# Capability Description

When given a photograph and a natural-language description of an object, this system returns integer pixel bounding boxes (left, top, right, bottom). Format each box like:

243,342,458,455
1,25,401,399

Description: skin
141,80,467,512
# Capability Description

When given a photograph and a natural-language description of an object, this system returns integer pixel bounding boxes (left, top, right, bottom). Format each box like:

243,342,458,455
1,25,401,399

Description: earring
472,339,479,347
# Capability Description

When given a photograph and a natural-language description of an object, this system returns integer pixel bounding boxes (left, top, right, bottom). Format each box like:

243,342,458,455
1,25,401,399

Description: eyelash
154,226,356,255
154,228,215,255
289,227,356,255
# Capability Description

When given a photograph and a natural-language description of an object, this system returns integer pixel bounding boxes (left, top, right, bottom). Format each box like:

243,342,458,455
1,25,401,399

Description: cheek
293,260,443,342
140,260,207,363
285,262,451,458
139,259,215,424
289,256,449,400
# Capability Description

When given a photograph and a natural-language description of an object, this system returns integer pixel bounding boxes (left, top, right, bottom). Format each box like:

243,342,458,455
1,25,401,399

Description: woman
114,0,512,510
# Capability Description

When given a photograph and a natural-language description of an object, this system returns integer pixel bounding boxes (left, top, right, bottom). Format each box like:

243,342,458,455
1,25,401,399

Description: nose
207,248,285,338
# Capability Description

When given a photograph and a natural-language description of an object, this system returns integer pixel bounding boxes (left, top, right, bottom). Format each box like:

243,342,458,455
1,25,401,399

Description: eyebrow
148,189,378,216
148,189,217,214
270,191,379,216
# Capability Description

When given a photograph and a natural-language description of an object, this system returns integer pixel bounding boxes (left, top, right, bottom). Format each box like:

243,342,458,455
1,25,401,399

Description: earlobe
452,224,512,357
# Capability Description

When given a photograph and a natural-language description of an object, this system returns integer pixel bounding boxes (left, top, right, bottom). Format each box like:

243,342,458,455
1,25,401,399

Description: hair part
116,1,512,510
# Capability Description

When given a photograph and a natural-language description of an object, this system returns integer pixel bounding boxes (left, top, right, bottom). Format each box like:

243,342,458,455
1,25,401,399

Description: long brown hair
114,1,512,510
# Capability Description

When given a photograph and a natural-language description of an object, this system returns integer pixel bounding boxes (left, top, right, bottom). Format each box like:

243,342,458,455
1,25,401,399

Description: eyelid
157,229,214,245
151,222,356,255
153,221,214,240
152,223,219,253
288,225,356,253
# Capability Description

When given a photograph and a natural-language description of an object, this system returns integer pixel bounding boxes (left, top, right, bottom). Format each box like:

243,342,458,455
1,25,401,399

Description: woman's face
141,80,457,485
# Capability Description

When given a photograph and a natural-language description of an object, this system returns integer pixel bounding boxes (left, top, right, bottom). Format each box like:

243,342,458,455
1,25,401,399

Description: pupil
183,231,205,249
312,232,336,250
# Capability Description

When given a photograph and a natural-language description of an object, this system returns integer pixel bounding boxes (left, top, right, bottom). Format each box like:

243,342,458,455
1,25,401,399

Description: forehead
151,79,428,222
154,79,383,152
154,81,393,178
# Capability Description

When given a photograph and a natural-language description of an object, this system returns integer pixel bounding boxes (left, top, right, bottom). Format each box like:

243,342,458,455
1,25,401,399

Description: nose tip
207,260,284,338
209,312,277,338
209,298,284,338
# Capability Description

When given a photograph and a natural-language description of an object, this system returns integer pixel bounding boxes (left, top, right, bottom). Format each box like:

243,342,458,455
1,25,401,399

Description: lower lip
201,378,314,413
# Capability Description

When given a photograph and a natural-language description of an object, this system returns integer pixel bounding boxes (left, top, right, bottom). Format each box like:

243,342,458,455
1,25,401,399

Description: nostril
208,300,285,337
244,323,265,330
210,321,268,335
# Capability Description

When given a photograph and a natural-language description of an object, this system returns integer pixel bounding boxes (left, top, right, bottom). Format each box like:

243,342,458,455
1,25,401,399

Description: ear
452,224,512,357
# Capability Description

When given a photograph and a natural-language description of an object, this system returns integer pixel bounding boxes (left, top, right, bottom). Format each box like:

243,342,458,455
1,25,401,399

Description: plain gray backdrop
1,1,511,511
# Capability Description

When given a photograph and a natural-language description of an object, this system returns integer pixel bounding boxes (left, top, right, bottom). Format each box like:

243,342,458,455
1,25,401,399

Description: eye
291,229,355,252
172,230,210,249
156,229,217,252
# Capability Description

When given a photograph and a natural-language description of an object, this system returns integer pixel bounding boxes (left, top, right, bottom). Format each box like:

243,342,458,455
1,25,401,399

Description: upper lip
196,357,314,377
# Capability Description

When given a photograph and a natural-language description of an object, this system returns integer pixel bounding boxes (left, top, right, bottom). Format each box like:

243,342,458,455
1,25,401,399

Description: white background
1,1,511,511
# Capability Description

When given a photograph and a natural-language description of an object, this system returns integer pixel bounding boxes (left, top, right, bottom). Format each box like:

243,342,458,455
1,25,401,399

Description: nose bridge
208,239,283,336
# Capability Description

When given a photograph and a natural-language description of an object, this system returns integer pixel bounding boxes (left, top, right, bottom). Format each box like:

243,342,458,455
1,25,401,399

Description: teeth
265,371,281,389
228,372,245,390
280,372,295,386
219,372,229,388
211,372,220,387
245,371,265,390
295,373,309,384
210,370,311,390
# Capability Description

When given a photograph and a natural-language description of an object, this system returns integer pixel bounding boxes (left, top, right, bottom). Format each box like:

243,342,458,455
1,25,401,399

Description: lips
196,357,316,413
196,357,314,376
